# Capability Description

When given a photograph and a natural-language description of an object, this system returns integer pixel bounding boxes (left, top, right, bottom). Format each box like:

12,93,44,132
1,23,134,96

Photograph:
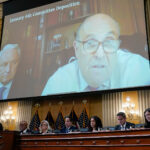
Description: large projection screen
0,0,150,100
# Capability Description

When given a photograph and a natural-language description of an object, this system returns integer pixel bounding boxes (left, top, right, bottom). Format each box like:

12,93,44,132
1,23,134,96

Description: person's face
117,115,126,125
41,122,48,132
90,118,96,128
74,15,120,88
0,48,20,85
19,122,27,131
145,111,150,122
65,118,72,128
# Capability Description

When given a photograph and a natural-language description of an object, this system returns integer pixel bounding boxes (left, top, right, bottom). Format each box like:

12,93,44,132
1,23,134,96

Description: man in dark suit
115,112,135,130
0,44,34,100
0,123,3,131
61,116,77,133
19,121,31,134
0,44,21,100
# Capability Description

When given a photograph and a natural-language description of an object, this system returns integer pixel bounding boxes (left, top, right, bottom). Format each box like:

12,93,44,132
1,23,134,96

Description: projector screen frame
0,0,150,102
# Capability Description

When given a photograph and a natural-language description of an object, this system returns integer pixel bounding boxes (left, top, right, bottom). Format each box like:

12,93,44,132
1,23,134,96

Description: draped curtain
102,92,122,127
16,100,32,130
0,102,8,128
138,90,150,124
0,102,8,118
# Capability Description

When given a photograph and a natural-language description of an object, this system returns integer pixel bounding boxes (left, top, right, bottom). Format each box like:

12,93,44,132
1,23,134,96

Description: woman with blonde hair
39,120,52,134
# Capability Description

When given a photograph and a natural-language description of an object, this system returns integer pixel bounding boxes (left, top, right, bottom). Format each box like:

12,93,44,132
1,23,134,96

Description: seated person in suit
61,116,77,133
39,120,52,134
0,44,21,100
88,116,103,132
0,122,3,131
19,121,31,134
144,108,150,128
115,112,135,130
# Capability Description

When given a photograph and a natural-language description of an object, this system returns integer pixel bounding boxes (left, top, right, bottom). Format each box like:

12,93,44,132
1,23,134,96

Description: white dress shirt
42,49,150,96
120,122,127,130
0,81,12,100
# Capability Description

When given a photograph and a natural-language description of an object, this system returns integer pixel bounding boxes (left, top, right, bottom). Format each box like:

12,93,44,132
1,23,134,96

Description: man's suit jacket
115,122,135,130
0,123,3,131
60,126,77,133
20,129,31,134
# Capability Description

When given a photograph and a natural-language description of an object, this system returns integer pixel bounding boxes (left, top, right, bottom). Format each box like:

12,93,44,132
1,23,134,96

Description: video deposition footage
0,0,150,100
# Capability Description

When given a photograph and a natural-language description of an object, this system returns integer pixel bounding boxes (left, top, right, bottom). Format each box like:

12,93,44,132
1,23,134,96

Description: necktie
121,125,125,130
0,87,6,100
66,128,69,133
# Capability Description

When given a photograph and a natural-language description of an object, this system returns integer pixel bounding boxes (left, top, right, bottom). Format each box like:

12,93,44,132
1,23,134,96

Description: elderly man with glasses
42,13,150,95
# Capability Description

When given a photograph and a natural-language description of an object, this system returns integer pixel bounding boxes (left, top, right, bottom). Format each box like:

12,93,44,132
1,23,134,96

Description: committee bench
1,129,150,150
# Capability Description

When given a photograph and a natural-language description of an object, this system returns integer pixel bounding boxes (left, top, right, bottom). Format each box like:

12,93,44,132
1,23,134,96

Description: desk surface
16,129,150,150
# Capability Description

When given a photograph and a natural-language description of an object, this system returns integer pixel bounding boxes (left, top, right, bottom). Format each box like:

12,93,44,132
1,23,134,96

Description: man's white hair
0,44,21,57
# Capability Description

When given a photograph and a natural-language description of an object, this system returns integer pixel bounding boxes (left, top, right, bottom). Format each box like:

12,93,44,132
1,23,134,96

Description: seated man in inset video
42,13,150,95
0,44,21,100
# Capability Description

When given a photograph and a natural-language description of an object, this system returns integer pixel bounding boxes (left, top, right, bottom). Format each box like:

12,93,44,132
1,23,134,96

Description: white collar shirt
0,81,12,100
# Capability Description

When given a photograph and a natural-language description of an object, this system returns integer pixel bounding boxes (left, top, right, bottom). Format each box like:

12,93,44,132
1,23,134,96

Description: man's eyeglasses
76,39,121,54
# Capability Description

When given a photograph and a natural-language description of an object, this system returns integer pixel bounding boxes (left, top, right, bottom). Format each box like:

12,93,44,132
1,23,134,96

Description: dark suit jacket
115,122,135,130
0,123,3,131
60,126,77,133
20,129,31,134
